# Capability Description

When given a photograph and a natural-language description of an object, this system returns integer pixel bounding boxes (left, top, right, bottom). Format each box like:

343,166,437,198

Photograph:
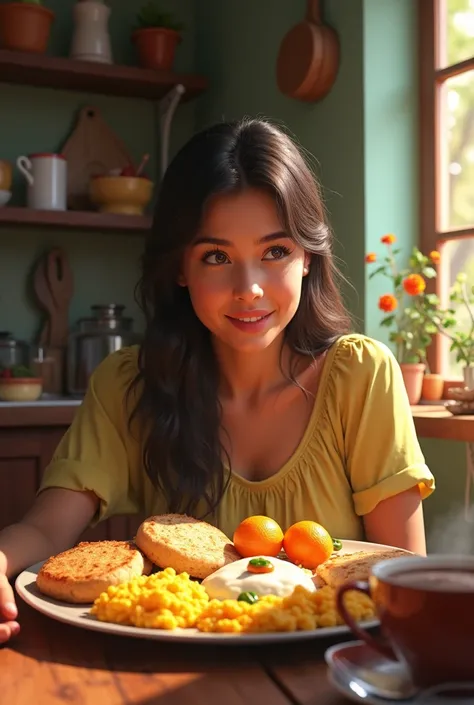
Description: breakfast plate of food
15,513,411,645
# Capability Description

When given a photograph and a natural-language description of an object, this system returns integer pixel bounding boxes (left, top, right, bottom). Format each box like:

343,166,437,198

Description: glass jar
0,331,29,369
67,304,140,396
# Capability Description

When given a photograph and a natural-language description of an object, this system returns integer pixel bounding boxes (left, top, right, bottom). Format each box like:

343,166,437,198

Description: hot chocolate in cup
337,554,474,688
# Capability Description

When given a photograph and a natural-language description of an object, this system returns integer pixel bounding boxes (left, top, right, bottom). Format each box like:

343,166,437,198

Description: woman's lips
225,311,274,332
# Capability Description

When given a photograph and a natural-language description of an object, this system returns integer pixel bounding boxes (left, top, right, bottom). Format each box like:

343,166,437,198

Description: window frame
418,0,474,382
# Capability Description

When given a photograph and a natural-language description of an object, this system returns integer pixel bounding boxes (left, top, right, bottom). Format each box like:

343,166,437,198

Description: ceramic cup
16,152,67,210
337,554,474,688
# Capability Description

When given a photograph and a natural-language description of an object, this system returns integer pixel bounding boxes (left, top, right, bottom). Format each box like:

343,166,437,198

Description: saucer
325,640,416,702
325,640,474,704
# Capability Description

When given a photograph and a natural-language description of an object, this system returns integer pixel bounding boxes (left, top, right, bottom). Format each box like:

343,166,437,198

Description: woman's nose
232,266,264,301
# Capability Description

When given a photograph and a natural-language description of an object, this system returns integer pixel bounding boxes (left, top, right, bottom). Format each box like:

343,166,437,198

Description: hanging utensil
276,0,340,103
45,248,74,348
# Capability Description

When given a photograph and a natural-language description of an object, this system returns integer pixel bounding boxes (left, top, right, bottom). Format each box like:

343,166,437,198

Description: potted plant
366,234,443,404
0,0,55,54
0,364,43,401
132,2,183,71
430,273,474,390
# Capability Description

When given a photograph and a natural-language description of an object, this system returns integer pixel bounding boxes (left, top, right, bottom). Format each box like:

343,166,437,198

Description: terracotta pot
421,373,444,402
0,3,54,54
400,363,425,405
132,27,181,71
0,160,12,191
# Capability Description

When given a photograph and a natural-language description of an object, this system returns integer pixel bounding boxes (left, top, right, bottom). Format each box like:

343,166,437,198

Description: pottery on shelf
70,0,113,64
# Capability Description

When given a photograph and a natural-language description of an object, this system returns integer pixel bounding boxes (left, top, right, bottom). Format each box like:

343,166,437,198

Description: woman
0,118,434,642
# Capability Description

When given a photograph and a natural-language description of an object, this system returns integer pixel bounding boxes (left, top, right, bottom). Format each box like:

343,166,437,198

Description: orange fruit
283,521,333,569
233,515,284,558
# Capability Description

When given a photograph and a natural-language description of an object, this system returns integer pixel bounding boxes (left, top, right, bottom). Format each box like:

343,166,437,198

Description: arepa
36,540,152,603
135,513,241,579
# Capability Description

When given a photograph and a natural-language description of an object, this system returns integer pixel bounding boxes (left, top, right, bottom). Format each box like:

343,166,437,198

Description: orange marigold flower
429,250,440,264
381,233,397,245
378,294,398,312
365,252,377,263
403,273,426,296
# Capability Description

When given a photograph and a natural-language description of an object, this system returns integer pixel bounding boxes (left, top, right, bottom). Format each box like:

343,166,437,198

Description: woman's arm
363,486,427,555
1,487,99,578
0,487,99,644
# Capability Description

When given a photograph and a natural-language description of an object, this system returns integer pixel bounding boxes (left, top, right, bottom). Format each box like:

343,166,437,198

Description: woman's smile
225,310,275,333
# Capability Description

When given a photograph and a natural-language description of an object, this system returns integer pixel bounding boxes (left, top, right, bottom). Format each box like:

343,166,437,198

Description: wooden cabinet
0,417,141,543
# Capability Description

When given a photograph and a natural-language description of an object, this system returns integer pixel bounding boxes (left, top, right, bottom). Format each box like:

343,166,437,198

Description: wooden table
412,404,474,519
0,600,350,705
412,404,474,443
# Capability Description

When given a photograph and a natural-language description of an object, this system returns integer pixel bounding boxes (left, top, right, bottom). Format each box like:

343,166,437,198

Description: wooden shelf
0,206,151,232
0,49,207,101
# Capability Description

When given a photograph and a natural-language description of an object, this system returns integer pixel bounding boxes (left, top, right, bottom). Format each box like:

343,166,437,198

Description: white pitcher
70,0,113,64
17,153,67,211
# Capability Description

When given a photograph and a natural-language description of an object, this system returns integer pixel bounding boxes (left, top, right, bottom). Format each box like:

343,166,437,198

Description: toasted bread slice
36,540,152,604
316,548,411,588
135,513,241,579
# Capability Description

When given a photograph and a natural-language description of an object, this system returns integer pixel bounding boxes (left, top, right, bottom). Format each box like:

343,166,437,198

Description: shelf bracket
158,83,186,179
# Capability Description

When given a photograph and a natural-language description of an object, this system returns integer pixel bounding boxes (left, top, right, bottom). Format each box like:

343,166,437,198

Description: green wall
0,0,467,543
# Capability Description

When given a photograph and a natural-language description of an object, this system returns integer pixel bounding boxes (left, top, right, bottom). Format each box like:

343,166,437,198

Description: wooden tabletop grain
0,600,351,705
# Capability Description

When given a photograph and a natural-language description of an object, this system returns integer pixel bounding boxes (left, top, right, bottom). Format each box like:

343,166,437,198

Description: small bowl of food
89,155,153,216
0,366,43,402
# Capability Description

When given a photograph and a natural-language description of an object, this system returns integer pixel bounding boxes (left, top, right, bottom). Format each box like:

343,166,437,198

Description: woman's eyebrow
193,231,290,247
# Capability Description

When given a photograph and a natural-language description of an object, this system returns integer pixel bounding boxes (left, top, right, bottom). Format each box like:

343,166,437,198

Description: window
419,0,474,379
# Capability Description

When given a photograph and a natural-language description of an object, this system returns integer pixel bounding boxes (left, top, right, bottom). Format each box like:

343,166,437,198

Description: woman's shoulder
325,333,401,399
330,333,396,372
89,345,140,397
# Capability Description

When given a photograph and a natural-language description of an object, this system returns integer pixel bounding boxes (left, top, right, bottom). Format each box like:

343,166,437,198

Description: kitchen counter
0,397,81,427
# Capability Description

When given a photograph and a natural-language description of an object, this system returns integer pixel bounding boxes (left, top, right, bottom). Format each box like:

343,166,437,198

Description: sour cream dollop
202,556,316,600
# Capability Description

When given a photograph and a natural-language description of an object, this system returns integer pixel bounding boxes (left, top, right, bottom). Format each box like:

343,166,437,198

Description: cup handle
16,156,34,186
336,580,396,660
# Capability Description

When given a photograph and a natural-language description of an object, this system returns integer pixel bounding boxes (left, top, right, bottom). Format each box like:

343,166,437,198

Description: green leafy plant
431,273,474,367
0,364,36,379
366,235,441,367
136,2,184,31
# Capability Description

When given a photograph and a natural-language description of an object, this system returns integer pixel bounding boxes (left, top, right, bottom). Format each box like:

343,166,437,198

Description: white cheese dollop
202,556,316,600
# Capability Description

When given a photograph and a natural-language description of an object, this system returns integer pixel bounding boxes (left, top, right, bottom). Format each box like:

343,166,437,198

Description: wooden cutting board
61,105,134,210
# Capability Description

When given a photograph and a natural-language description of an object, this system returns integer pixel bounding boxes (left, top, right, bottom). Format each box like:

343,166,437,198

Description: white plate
15,539,401,645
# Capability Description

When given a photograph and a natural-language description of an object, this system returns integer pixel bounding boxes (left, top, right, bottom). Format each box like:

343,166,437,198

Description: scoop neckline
229,337,342,491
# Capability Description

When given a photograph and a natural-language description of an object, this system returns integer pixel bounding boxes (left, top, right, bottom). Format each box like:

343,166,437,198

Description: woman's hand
0,551,20,644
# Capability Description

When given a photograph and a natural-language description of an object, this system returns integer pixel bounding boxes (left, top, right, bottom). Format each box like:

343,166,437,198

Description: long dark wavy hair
128,118,352,518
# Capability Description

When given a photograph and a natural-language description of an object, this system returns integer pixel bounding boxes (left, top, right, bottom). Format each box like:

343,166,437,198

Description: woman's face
180,188,310,353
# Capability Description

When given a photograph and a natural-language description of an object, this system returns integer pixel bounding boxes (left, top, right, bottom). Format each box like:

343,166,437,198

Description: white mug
16,153,67,211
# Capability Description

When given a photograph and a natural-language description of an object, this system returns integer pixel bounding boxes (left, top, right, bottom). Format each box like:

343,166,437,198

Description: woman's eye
263,245,291,260
202,249,229,265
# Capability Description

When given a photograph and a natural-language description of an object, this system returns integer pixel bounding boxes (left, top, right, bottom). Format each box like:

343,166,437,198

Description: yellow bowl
89,176,154,216
0,378,43,402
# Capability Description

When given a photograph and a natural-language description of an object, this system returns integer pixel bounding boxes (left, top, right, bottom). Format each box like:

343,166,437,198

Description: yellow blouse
39,334,435,540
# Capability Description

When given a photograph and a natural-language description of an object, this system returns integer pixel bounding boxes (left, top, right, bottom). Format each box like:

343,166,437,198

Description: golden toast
135,513,241,579
36,540,152,604
316,548,411,587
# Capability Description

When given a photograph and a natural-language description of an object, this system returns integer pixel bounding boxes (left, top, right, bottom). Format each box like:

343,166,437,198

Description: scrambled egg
91,568,209,629
91,567,375,633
